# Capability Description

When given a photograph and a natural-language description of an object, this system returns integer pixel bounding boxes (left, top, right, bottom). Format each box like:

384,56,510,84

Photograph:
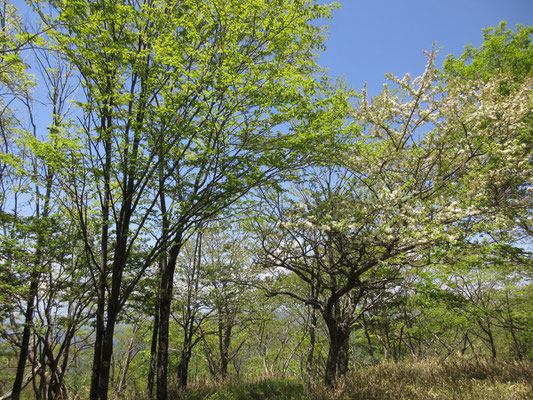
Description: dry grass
169,357,533,400
172,376,305,400
312,357,533,400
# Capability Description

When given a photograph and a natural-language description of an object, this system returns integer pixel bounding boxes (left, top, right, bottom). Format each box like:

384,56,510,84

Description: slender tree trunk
147,250,164,398
12,171,53,400
90,112,112,400
156,240,182,400
96,311,118,399
34,347,45,400
147,308,159,399
156,269,172,399
40,330,72,400
460,333,468,356
218,306,234,379
505,292,522,361
509,322,522,361
177,347,191,389
117,323,140,397
362,313,375,363
54,332,73,400
306,308,317,383
11,273,39,400
154,145,171,399
397,324,405,360
486,323,497,359
90,276,107,400
478,319,497,359
97,233,134,399
176,300,196,389
173,230,203,391
219,325,231,379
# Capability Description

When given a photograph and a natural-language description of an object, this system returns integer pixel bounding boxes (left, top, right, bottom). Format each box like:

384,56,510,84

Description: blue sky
317,0,533,95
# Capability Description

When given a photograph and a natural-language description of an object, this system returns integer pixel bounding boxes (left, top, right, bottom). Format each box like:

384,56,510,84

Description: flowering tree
259,37,532,385
443,22,533,249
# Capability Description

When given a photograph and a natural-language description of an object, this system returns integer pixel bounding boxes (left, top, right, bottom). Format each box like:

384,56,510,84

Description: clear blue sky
318,0,533,95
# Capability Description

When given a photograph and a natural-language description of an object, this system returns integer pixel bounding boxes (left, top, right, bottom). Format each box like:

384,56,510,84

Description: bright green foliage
443,22,532,253
0,0,34,93
0,0,35,210
30,0,353,252
444,22,533,85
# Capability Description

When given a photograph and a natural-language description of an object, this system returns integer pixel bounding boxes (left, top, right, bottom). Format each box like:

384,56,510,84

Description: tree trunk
324,324,350,387
219,316,233,379
505,292,522,361
2,365,41,400
11,274,39,400
478,319,497,359
306,308,317,383
12,172,53,400
459,332,469,356
117,323,140,397
90,276,107,400
156,240,182,400
324,335,340,387
95,311,118,400
89,112,112,400
91,240,129,400
486,323,497,359
336,333,350,379
177,350,191,389
146,311,159,399
362,313,375,363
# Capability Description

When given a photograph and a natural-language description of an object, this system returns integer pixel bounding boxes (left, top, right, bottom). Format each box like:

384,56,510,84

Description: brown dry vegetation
176,357,533,400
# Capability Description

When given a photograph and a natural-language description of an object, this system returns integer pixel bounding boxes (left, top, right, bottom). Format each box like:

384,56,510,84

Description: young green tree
0,21,81,397
30,1,351,399
198,222,256,381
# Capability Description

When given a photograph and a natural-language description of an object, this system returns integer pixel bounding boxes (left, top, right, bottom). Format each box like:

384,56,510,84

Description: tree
29,0,351,399
198,222,255,381
426,245,533,360
258,44,531,385
258,168,405,386
437,23,533,359
169,228,211,389
443,22,532,243
0,19,80,397
444,22,532,84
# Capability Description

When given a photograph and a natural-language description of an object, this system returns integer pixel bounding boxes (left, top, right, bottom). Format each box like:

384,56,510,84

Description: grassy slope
177,357,533,400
